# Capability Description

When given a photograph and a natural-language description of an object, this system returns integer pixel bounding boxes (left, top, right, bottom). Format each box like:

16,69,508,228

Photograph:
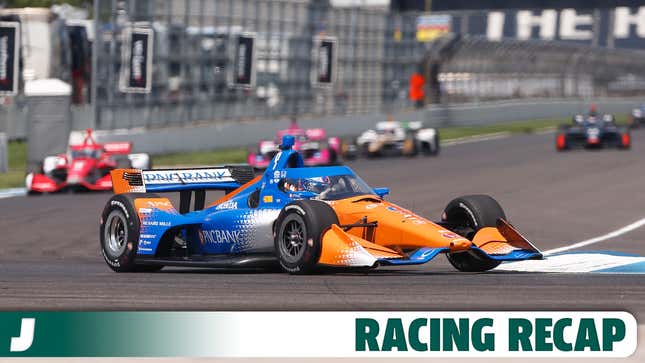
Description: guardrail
88,97,643,155
0,132,7,173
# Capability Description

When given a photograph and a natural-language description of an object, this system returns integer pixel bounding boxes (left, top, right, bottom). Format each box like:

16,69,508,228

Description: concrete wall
88,97,644,155
0,133,7,173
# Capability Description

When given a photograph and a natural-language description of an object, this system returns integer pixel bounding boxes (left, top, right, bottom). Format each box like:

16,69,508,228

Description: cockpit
70,147,102,159
280,174,374,201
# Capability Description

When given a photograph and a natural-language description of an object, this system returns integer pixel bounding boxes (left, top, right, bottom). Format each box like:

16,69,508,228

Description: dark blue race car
556,113,631,151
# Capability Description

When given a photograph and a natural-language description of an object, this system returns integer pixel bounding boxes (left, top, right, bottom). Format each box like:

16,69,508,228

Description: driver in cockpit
283,176,333,195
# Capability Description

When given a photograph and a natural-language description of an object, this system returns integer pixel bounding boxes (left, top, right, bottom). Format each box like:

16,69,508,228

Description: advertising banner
119,27,153,93
0,21,20,96
231,32,256,88
313,35,337,86
416,14,452,41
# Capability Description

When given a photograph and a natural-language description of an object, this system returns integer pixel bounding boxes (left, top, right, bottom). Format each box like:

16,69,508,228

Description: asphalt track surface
1,130,645,316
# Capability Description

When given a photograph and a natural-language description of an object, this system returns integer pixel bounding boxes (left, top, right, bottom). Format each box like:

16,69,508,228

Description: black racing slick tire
328,147,338,165
422,132,440,156
114,155,132,169
442,195,506,272
100,193,163,272
402,137,418,157
273,200,339,274
619,131,631,150
361,144,375,158
341,140,358,161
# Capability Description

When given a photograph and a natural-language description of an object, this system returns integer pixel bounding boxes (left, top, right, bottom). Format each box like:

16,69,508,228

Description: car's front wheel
442,195,506,272
273,200,339,274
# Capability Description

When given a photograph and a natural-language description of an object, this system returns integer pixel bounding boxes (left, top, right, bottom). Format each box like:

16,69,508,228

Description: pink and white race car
26,129,151,194
247,122,350,168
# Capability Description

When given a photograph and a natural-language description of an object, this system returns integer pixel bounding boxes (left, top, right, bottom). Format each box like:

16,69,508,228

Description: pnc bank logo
9,318,35,352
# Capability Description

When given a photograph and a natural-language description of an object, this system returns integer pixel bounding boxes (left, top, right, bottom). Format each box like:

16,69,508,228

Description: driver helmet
302,176,332,193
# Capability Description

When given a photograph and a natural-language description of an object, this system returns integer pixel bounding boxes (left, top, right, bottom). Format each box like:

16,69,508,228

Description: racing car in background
100,135,542,274
355,120,439,158
26,129,151,193
556,113,630,151
247,121,350,168
630,104,645,128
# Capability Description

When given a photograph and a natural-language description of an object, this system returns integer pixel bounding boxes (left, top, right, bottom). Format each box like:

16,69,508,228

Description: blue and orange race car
100,135,542,274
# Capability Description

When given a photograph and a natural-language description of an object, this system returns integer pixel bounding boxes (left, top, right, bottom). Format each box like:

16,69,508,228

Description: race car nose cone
67,176,81,184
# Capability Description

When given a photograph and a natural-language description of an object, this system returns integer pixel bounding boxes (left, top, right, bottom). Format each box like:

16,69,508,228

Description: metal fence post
91,0,100,129
0,132,7,173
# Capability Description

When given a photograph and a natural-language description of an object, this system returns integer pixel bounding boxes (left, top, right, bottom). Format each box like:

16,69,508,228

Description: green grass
0,114,629,189
0,140,27,189
0,171,25,189
439,118,561,140
154,148,248,166
439,114,629,140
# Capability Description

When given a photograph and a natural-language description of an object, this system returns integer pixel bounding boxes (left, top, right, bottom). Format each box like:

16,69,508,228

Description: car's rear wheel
274,200,339,274
341,140,358,161
442,195,505,272
556,133,568,151
115,156,132,169
361,143,375,158
328,147,338,165
402,137,418,157
422,132,440,156
619,131,631,150
100,193,163,272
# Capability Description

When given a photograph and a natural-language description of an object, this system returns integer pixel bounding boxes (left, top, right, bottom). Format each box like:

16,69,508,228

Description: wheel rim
104,210,128,258
279,216,307,263
446,208,477,240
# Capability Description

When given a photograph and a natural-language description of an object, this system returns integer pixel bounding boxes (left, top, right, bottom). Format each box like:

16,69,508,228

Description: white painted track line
442,132,511,146
544,217,645,255
0,187,26,199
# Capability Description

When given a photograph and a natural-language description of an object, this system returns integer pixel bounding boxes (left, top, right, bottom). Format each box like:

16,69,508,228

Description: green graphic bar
0,312,236,357
0,312,637,357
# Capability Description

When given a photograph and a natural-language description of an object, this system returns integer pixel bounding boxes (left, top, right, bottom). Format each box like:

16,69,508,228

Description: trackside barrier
0,132,7,173
86,97,643,155
24,79,72,173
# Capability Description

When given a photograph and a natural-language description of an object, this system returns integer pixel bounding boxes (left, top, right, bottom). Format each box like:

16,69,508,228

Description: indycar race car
26,129,151,193
247,121,349,168
100,135,542,274
355,120,439,158
630,104,645,128
556,113,630,151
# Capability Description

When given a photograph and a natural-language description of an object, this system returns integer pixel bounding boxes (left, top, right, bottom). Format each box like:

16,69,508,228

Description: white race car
355,121,439,158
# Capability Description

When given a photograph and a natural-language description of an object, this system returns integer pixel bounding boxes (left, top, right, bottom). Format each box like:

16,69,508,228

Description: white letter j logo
10,318,35,352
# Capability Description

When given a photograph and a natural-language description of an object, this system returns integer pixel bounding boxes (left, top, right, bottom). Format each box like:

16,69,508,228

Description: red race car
26,129,151,194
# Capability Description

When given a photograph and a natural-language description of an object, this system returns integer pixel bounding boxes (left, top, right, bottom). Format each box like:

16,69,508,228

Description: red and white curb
498,216,645,273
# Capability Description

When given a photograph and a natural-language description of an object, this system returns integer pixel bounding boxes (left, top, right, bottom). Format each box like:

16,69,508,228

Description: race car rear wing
103,142,132,154
110,166,255,194
111,166,256,213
